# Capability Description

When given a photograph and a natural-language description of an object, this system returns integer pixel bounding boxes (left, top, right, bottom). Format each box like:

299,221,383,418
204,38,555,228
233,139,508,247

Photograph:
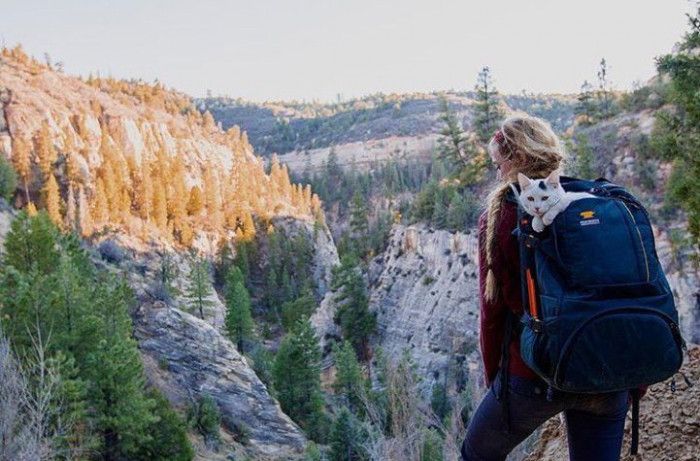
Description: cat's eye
527,197,535,201
542,196,549,201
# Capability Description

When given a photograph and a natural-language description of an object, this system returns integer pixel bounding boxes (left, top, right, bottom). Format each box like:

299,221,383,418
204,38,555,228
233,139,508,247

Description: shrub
0,155,17,202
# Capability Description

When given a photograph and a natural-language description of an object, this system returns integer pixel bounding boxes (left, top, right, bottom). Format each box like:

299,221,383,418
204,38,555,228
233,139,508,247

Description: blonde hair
482,115,566,302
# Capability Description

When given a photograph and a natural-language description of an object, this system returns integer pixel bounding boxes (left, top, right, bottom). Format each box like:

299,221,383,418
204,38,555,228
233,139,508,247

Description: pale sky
1,0,695,102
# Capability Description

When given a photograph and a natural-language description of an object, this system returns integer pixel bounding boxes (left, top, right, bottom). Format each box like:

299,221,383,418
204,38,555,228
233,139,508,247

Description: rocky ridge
134,303,307,460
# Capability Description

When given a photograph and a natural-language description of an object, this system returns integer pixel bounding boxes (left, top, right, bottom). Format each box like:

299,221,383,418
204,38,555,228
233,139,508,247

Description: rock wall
311,222,483,395
134,303,307,460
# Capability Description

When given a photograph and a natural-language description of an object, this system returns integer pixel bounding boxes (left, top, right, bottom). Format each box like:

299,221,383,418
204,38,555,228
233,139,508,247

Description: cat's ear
545,170,560,188
518,173,532,191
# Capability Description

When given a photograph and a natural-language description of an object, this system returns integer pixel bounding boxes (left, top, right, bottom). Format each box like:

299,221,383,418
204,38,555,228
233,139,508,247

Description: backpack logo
579,210,599,226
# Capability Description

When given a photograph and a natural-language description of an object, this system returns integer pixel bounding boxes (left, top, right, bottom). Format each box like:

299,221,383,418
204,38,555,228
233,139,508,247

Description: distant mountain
197,91,578,157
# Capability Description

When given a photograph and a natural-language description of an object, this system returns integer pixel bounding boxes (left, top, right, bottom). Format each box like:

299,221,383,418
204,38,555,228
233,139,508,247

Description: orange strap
526,268,538,319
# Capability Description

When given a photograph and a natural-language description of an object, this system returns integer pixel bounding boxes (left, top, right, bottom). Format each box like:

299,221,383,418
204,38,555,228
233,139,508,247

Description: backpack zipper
620,201,650,282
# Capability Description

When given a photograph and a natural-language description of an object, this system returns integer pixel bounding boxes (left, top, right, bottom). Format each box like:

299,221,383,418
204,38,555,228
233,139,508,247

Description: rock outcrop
134,303,307,460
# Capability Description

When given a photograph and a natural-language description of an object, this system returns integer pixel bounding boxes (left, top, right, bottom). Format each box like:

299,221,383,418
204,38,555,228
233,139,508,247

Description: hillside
0,45,339,460
0,45,324,251
197,92,578,159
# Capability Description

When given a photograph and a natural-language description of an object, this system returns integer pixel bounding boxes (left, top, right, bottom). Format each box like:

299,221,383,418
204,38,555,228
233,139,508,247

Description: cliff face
134,303,307,460
89,212,340,459
368,224,482,392
0,47,324,250
312,223,482,394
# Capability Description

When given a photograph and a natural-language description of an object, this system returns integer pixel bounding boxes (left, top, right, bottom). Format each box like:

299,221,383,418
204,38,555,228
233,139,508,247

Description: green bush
188,394,221,448
0,155,17,202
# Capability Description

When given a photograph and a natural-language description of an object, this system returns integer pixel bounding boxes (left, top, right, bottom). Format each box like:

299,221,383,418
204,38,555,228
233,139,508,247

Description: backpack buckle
528,317,545,333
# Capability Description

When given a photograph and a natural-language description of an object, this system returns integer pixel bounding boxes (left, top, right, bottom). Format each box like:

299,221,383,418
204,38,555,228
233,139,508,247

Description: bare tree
0,330,43,461
0,324,84,461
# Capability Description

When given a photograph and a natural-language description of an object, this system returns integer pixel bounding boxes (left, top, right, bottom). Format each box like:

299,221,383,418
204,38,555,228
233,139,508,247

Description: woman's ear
517,172,531,191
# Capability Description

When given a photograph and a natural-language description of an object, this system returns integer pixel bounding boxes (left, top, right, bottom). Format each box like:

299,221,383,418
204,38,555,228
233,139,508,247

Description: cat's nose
534,207,540,212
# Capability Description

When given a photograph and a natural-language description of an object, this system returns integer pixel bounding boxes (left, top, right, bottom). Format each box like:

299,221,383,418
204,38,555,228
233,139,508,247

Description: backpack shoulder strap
515,203,542,332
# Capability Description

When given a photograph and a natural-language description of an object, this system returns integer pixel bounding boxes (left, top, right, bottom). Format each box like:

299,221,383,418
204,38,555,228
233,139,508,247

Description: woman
460,115,630,461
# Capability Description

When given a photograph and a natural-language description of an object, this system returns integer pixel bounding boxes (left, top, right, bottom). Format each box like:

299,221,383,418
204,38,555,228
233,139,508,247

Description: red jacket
478,200,539,386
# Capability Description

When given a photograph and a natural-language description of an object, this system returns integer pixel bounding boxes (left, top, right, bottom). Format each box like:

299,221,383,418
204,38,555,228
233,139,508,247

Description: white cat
512,171,596,232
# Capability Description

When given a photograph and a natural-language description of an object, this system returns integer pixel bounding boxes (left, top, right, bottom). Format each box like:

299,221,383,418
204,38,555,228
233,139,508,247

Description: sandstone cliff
0,46,324,250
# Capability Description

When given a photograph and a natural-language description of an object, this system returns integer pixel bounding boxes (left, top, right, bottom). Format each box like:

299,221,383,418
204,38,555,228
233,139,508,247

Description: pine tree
42,172,62,224
436,93,469,168
240,208,256,241
0,203,191,460
264,231,283,314
575,80,596,125
570,132,596,179
92,178,109,223
281,287,317,332
330,254,376,361
233,241,250,283
329,407,368,461
186,186,204,216
152,179,168,230
3,210,60,275
331,340,366,414
349,189,369,257
185,256,215,319
135,166,152,221
651,6,700,254
272,318,329,442
472,67,505,143
224,266,254,352
188,394,221,449
596,58,615,119
34,120,57,177
431,191,447,229
86,276,158,461
446,190,472,231
11,135,31,203
133,389,194,461
0,154,17,201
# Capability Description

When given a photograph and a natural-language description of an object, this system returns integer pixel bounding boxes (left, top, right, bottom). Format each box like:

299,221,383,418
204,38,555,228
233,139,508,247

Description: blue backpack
503,176,686,454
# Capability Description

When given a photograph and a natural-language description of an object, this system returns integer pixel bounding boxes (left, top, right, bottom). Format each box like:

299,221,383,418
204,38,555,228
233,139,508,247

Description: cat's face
515,171,564,217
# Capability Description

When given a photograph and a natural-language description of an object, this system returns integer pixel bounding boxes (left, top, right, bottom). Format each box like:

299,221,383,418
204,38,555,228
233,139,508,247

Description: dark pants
460,371,629,461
